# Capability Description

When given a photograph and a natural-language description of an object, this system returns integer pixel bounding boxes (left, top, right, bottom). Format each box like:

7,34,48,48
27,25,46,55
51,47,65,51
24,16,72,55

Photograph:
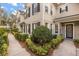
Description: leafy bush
74,39,79,44
15,33,28,41
52,35,64,49
11,28,19,32
31,26,53,45
0,32,8,56
26,35,64,55
26,39,52,56
52,34,57,39
0,28,6,36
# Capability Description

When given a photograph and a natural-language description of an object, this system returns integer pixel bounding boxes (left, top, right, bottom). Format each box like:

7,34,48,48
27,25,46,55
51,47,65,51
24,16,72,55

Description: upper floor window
32,4,34,15
45,6,48,13
37,3,40,12
59,5,68,13
28,8,30,17
32,3,40,15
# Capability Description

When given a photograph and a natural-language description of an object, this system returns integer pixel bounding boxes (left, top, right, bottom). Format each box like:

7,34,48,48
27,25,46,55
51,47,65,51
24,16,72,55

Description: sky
0,3,25,15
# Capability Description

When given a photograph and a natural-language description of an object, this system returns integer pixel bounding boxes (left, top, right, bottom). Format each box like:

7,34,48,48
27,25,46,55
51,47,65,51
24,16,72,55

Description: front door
66,24,73,39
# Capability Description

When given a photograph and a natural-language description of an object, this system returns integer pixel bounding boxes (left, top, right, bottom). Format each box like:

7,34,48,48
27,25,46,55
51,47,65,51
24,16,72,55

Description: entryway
66,24,73,39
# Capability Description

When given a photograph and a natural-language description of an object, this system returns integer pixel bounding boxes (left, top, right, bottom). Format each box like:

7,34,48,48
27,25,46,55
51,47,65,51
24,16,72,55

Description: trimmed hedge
31,26,53,45
15,33,28,41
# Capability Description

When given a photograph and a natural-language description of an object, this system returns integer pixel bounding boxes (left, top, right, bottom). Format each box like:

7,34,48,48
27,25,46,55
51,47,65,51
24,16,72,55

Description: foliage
15,33,28,41
74,39,79,44
73,39,79,48
31,26,53,45
26,39,51,56
0,28,8,56
26,35,64,55
52,35,64,49
52,34,57,39
11,28,19,32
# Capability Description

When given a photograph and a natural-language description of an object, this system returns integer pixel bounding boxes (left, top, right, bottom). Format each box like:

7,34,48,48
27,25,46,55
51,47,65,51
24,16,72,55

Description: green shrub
0,43,8,56
31,26,52,45
26,39,52,56
11,28,19,32
0,29,5,36
52,34,57,39
15,33,28,41
74,39,79,44
52,35,64,49
0,33,8,56
21,33,28,41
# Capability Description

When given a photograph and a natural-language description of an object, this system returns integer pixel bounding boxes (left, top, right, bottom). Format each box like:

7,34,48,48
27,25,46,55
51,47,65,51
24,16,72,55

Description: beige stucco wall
74,22,79,39
56,3,79,18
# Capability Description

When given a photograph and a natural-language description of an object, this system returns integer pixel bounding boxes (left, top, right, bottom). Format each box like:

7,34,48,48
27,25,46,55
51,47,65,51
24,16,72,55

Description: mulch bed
18,41,26,48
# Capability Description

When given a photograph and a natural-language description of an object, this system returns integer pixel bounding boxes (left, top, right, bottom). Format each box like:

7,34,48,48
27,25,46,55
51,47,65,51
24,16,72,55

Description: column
30,24,32,34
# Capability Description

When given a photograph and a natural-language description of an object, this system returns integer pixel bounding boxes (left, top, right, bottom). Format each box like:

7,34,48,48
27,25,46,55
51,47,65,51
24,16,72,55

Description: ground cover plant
0,28,9,56
74,39,79,48
26,26,64,55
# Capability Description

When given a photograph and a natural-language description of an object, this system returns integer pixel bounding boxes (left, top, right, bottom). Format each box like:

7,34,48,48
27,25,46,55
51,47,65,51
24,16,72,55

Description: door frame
65,23,74,39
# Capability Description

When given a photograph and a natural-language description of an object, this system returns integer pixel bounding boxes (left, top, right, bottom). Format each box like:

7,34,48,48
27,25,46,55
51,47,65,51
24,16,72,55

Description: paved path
8,33,31,56
53,39,76,56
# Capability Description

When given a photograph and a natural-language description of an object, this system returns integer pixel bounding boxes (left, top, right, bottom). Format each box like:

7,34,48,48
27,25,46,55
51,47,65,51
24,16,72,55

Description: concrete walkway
8,33,31,56
53,39,76,56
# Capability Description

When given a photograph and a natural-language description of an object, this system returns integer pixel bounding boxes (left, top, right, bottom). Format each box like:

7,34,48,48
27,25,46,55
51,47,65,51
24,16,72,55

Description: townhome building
16,3,79,39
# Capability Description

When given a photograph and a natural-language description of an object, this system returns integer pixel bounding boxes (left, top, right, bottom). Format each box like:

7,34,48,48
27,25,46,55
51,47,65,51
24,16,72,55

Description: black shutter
66,6,68,12
28,8,30,17
60,8,62,13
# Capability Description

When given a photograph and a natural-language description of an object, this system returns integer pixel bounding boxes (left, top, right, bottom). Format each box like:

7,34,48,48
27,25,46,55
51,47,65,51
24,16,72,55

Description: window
32,4,34,15
59,6,68,13
60,8,62,13
28,24,30,34
50,24,52,32
55,24,58,33
32,23,34,31
28,8,30,17
24,24,25,33
37,22,40,26
37,3,40,12
45,6,48,13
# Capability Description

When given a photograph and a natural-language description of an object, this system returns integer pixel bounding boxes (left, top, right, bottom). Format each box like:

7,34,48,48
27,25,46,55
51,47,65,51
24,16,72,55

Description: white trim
65,23,74,39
